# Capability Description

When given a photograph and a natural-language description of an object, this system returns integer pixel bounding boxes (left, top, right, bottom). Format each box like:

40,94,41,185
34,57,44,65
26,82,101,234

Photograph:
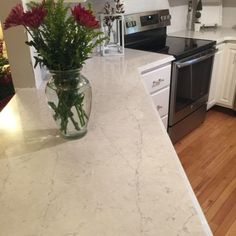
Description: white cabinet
141,64,172,130
141,65,171,94
151,87,170,118
207,43,225,110
217,43,236,108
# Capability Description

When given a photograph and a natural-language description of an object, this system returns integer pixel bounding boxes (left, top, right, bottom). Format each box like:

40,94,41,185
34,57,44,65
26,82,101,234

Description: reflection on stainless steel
124,10,171,35
168,48,216,143
175,48,217,68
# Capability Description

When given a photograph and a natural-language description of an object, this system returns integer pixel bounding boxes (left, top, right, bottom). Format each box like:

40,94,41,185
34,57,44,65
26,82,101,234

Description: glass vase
45,69,92,139
100,13,124,56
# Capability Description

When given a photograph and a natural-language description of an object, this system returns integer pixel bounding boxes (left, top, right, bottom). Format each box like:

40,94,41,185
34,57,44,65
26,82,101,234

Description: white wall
0,23,8,58
222,0,236,28
87,0,188,33
200,3,223,27
169,0,189,33
0,0,35,88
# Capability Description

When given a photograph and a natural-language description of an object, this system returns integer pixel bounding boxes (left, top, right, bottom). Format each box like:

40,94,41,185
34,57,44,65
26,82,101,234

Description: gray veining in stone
0,49,212,236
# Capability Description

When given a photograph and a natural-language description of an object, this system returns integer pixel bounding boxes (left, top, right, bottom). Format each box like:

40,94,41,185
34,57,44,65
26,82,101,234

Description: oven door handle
176,49,218,68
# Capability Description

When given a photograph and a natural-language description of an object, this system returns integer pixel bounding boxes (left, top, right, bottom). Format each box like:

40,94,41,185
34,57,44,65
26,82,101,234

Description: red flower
4,4,24,30
71,4,99,29
4,3,46,30
23,5,47,28
2,74,12,85
0,41,3,56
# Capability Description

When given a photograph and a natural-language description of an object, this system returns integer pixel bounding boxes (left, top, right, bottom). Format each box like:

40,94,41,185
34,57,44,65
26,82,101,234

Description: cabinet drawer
142,64,171,94
151,87,170,117
161,115,168,130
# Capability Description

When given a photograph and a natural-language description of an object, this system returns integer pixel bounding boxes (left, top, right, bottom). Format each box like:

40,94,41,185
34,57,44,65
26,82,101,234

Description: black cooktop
125,29,216,60
161,36,215,59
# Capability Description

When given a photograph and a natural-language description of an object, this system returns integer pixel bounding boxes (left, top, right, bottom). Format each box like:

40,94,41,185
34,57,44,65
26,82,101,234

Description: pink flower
23,5,47,28
4,4,24,30
71,4,99,29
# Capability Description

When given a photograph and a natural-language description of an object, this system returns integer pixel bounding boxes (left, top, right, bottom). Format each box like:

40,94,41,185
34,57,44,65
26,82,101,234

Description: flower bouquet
0,40,9,79
4,0,105,138
0,40,14,99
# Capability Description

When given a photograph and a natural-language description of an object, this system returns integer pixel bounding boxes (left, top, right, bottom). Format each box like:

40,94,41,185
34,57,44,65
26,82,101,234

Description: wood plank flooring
175,109,236,236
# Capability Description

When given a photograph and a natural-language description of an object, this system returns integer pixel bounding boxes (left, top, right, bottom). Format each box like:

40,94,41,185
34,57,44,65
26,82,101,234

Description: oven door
169,48,217,126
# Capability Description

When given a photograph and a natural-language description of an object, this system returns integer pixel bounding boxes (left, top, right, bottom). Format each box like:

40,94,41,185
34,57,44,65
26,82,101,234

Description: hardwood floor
175,109,236,236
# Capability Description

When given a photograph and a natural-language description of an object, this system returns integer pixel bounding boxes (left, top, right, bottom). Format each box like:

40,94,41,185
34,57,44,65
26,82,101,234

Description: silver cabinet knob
157,105,163,111
152,78,164,88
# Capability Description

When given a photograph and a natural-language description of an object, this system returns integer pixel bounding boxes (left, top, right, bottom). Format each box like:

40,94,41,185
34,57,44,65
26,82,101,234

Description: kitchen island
0,49,212,236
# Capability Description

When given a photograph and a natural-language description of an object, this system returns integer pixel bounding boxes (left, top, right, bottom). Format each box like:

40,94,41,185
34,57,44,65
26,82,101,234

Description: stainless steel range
124,10,217,143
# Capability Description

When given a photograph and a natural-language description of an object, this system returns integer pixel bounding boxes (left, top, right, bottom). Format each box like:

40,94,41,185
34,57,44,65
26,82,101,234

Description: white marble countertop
169,27,236,44
0,49,212,236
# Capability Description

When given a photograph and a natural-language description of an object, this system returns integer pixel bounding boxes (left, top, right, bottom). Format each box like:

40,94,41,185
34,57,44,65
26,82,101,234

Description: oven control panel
124,10,171,35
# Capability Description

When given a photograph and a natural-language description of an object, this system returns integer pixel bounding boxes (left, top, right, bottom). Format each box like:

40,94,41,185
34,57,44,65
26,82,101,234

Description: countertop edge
169,27,236,45
137,56,213,236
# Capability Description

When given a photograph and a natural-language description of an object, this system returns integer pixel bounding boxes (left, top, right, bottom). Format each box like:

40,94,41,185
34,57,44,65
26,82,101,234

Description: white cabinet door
161,115,168,130
151,87,170,118
207,43,225,110
217,43,236,108
140,63,172,130
141,64,171,94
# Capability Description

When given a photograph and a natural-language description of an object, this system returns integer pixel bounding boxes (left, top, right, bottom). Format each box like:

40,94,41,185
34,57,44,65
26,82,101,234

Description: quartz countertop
169,27,236,44
0,49,212,236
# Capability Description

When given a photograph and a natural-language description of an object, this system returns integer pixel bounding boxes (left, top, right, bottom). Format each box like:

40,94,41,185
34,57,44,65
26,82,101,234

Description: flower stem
69,115,81,131
75,105,86,127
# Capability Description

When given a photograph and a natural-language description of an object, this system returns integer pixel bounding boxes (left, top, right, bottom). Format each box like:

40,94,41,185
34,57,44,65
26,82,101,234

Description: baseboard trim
211,105,236,116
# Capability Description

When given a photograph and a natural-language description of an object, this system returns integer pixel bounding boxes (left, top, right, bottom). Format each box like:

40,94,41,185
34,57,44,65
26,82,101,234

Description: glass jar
45,69,92,139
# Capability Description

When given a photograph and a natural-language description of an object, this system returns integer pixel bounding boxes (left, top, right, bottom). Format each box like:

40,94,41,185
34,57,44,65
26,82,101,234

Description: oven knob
160,16,166,22
167,15,171,20
132,21,137,27
126,21,132,28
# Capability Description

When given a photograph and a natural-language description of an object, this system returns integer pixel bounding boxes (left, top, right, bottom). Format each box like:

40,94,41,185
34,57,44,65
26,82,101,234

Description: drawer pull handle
152,79,164,87
157,105,163,111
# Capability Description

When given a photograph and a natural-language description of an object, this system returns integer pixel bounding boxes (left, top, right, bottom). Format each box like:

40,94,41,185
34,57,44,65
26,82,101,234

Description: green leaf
24,0,106,71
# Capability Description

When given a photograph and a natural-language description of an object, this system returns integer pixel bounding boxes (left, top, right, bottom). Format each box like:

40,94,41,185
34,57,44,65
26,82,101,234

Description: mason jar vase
45,69,92,139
